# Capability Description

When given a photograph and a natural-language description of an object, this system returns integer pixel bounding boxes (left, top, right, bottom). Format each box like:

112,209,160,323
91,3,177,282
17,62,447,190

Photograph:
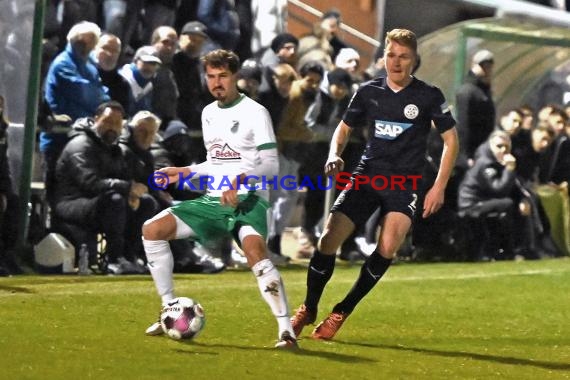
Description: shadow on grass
334,340,570,371
0,284,35,293
174,341,376,363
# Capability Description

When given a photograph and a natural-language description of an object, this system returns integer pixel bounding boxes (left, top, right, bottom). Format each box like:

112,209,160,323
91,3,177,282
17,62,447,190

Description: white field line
0,267,566,297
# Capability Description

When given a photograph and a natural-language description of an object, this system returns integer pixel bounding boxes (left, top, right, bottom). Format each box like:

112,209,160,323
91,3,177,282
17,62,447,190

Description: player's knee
375,243,398,259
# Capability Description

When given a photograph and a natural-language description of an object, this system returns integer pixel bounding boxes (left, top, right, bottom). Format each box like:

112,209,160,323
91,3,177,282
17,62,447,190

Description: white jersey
200,94,277,199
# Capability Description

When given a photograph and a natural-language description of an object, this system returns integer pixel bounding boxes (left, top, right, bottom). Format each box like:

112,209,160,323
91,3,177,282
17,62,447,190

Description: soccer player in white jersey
143,49,297,348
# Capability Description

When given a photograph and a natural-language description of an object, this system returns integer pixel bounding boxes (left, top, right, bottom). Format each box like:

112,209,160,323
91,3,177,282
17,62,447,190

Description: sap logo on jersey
374,120,412,140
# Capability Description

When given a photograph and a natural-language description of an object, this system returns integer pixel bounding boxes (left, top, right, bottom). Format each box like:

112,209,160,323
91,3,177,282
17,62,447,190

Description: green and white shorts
169,193,269,243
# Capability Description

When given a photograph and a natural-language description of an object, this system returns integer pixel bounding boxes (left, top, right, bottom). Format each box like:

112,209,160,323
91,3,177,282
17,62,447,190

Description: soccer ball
160,297,205,340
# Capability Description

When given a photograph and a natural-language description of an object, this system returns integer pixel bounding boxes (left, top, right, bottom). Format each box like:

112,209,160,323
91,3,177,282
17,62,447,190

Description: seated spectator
119,111,162,262
53,101,146,274
458,131,517,260
119,46,162,117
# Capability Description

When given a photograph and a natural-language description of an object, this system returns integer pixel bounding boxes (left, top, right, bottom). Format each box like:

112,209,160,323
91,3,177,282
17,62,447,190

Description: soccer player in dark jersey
291,29,459,340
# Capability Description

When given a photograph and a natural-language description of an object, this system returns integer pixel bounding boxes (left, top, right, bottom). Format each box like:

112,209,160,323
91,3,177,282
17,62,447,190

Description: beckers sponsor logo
209,143,241,161
374,120,413,140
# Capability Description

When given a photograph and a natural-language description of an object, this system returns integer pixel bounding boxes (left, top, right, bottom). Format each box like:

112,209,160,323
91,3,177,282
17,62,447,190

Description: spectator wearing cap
259,33,299,91
150,26,180,128
119,45,162,117
43,21,111,207
172,21,210,163
455,49,496,165
260,33,299,68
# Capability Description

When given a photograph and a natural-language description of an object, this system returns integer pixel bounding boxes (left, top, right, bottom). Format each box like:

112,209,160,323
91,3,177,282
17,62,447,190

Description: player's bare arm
220,173,245,208
422,127,459,218
157,166,192,185
325,121,352,176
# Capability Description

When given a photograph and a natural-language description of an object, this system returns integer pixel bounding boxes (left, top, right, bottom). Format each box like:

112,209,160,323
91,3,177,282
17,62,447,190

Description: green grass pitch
1,258,569,379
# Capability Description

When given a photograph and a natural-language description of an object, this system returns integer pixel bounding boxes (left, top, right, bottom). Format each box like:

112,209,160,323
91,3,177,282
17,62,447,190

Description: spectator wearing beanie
260,33,299,67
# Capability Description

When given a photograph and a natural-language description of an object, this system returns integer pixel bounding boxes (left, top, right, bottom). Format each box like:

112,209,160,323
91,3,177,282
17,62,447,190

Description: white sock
143,238,175,305
252,259,295,338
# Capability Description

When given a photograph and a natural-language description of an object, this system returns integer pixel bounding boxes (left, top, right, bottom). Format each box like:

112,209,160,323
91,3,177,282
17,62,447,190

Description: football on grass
160,297,205,340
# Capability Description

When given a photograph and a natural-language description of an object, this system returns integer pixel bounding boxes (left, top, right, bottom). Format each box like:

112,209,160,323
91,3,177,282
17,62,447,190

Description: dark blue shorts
330,176,418,227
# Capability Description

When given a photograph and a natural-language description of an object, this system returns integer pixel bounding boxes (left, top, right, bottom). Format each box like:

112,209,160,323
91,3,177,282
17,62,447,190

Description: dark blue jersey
343,76,455,175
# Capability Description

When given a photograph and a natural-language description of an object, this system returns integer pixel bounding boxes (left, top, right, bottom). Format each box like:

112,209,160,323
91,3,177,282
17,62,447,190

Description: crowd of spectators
0,1,568,276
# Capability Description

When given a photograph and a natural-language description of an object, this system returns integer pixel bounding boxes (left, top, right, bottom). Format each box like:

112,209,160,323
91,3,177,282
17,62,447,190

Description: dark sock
304,249,336,312
333,252,392,314
267,235,282,256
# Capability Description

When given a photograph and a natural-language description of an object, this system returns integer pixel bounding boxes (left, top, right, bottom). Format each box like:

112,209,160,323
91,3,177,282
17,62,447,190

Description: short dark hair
95,100,125,118
201,49,240,74
299,61,324,78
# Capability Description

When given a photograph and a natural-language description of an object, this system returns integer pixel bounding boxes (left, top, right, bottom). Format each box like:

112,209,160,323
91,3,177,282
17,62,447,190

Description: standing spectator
258,63,297,130
234,0,253,61
93,33,130,111
43,21,110,206
298,9,347,67
259,33,298,91
267,62,323,260
172,21,209,163
197,0,241,52
260,33,299,68
53,101,146,274
141,0,179,44
297,68,353,257
150,26,180,127
455,49,496,165
0,95,19,276
250,0,287,56
236,59,263,101
119,45,162,117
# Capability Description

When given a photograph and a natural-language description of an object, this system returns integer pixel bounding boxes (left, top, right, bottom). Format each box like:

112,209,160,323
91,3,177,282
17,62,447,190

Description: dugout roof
416,17,570,117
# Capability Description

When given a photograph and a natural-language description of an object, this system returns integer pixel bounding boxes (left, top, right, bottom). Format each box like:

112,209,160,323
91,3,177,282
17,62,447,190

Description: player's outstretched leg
311,252,393,340
251,258,298,349
290,250,335,336
142,211,181,336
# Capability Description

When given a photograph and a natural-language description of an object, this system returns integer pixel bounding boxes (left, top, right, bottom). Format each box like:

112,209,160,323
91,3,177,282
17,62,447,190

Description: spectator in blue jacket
43,21,110,205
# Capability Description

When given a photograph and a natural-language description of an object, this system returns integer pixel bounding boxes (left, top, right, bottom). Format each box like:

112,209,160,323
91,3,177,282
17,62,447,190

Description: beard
101,130,119,145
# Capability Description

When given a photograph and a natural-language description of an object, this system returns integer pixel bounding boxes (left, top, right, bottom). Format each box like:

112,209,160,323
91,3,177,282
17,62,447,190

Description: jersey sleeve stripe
257,142,277,150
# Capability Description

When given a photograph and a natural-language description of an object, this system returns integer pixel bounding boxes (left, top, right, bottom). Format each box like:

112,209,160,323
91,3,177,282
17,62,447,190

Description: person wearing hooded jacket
458,130,517,260
53,101,147,273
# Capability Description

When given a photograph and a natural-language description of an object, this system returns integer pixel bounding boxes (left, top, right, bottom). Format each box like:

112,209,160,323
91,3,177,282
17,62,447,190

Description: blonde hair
385,29,417,54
